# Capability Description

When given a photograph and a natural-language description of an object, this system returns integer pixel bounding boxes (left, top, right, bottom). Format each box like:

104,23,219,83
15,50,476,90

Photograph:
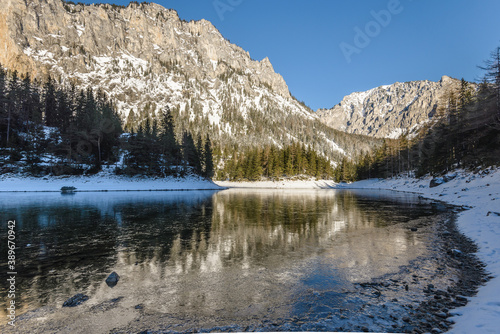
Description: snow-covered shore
0,173,224,192
340,168,500,334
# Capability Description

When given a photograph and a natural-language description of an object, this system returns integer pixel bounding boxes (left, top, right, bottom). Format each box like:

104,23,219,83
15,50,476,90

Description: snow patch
210,59,217,71
75,24,85,37
387,128,404,139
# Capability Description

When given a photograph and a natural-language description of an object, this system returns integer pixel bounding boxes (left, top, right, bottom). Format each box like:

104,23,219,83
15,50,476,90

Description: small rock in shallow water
105,271,120,288
63,293,89,307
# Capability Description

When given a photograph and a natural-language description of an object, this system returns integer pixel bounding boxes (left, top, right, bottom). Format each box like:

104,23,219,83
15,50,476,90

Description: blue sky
79,0,500,110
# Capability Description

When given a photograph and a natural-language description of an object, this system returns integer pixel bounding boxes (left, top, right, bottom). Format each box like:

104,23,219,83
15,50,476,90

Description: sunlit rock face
317,76,463,139
2,0,364,160
1,0,289,96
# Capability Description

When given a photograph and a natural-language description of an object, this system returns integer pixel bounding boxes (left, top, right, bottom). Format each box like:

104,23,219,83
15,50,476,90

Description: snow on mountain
317,76,464,139
0,0,372,161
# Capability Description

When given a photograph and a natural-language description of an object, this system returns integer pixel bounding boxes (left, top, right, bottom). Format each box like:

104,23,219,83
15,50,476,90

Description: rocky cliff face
1,0,377,162
0,0,289,96
317,76,462,138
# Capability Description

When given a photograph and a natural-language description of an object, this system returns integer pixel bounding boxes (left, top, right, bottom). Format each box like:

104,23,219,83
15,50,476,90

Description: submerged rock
62,293,89,307
105,271,120,288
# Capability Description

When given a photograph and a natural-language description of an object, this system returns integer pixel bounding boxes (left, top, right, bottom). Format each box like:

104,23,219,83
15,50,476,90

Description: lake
0,189,459,332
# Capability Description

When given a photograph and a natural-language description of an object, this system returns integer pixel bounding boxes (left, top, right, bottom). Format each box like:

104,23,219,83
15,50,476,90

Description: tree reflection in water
0,189,447,331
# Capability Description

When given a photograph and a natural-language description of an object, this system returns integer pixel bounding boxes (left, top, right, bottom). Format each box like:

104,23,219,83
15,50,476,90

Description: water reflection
0,189,443,328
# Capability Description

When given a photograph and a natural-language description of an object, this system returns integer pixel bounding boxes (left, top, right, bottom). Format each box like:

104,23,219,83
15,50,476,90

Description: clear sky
79,0,500,110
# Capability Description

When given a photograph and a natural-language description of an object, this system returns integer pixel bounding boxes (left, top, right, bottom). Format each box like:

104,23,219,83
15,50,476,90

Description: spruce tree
160,107,180,169
182,131,200,175
196,134,205,175
5,71,22,146
125,109,136,133
43,76,57,127
480,46,500,118
203,134,214,179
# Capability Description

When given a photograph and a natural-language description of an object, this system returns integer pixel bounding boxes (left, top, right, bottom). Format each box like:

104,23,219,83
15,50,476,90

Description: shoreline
341,168,500,334
1,169,498,332
1,181,489,333
0,173,225,192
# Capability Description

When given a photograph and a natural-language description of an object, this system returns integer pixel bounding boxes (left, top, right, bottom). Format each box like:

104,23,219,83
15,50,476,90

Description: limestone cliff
0,0,290,97
317,76,463,138
2,0,376,162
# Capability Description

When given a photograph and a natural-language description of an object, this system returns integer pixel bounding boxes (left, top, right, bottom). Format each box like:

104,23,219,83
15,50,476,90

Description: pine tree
196,134,205,174
203,134,214,179
182,131,201,175
55,86,71,132
5,71,22,146
125,109,136,133
99,99,122,163
160,107,180,168
43,76,57,127
480,46,500,119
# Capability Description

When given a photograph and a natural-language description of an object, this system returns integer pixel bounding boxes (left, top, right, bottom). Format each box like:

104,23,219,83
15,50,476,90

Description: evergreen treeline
119,107,214,178
335,47,500,182
217,142,335,181
0,67,213,178
0,68,123,175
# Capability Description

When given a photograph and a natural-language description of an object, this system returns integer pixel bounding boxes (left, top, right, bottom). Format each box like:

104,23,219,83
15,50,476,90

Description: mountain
316,76,463,139
0,0,379,166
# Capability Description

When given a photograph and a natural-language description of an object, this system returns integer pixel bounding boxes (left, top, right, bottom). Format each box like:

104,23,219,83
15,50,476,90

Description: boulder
430,173,457,188
63,293,89,307
430,177,445,188
105,271,120,288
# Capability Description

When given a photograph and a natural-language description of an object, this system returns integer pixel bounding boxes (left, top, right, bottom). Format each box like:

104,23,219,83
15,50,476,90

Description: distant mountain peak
317,77,463,139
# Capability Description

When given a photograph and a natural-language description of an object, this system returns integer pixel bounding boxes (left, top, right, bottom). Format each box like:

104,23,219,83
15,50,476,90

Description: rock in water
63,293,89,307
105,271,120,288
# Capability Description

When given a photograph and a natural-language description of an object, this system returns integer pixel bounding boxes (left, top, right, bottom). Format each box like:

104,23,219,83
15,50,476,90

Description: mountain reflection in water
0,189,444,329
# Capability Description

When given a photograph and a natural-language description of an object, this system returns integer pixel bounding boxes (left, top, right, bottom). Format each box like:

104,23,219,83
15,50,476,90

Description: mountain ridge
316,75,464,138
0,0,291,97
1,0,384,168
